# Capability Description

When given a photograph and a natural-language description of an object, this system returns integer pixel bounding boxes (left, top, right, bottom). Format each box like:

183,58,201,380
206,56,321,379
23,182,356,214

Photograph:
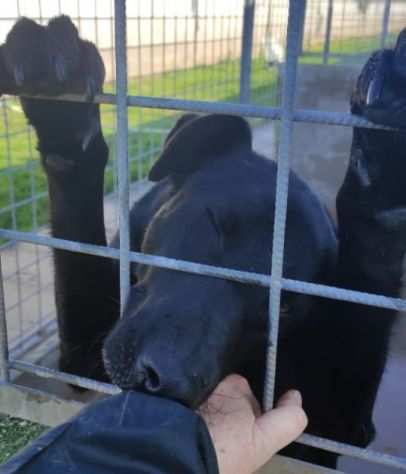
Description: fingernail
285,390,302,404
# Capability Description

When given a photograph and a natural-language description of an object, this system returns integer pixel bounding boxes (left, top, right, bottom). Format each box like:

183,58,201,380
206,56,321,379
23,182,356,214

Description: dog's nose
104,342,205,408
135,354,164,393
131,350,203,407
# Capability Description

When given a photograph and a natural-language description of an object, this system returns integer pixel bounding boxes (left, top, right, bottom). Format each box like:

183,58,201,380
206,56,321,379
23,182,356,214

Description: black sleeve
0,391,219,474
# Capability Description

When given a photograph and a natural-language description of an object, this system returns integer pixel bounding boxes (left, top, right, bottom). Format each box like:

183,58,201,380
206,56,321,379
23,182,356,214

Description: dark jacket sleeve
0,391,219,474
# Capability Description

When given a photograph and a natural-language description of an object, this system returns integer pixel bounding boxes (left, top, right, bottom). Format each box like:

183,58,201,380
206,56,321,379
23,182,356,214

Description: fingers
252,390,308,471
198,377,308,474
207,374,261,416
275,389,303,408
215,374,252,395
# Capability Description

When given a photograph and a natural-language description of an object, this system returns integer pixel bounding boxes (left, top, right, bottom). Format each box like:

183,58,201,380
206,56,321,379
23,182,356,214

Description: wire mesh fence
0,0,406,472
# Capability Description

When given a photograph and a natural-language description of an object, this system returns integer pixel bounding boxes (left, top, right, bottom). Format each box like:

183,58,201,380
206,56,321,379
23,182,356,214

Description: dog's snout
104,338,207,407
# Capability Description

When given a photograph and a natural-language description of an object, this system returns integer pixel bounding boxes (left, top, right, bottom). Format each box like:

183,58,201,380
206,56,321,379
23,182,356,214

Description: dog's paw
352,29,406,128
0,15,104,98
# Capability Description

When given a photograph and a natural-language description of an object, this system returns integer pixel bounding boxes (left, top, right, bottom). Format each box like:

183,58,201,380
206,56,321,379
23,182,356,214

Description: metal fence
0,0,279,363
1,0,406,472
1,0,406,373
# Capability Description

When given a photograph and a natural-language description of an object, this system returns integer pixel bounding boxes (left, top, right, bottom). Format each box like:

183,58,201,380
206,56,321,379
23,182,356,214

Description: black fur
2,16,406,469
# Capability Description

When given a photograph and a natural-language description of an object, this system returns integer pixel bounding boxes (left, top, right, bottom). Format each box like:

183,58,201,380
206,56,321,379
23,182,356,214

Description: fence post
239,0,256,103
264,0,306,410
114,0,131,314
0,257,9,384
297,0,306,55
380,0,391,49
323,0,333,65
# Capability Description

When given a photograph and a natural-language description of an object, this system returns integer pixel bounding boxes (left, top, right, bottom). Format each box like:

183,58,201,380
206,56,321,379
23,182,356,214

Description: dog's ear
148,114,252,182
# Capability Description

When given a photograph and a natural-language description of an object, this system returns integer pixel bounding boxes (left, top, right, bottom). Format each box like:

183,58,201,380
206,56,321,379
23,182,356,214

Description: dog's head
103,114,337,407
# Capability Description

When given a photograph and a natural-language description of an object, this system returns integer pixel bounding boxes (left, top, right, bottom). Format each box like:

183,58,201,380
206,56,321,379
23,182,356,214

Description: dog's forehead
181,153,277,205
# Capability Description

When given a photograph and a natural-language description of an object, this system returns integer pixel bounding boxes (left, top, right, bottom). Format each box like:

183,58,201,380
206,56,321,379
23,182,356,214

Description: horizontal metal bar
0,382,343,473
5,281,53,313
9,358,406,469
0,15,245,22
0,382,85,428
0,128,34,140
0,258,9,383
261,455,344,474
1,229,406,312
0,240,16,251
105,37,245,50
298,434,406,471
10,359,120,395
0,191,48,216
8,314,56,359
17,93,395,131
0,161,39,178
302,52,375,59
2,253,52,283
7,353,406,470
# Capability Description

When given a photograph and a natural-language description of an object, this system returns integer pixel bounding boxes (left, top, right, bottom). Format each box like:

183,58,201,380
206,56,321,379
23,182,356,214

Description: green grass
0,55,278,237
305,32,397,58
0,415,45,464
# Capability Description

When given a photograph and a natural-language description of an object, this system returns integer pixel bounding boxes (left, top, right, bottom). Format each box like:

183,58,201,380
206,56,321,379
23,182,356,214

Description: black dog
1,16,406,468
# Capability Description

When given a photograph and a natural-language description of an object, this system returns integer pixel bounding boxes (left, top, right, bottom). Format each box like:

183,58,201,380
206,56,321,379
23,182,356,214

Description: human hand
198,375,308,474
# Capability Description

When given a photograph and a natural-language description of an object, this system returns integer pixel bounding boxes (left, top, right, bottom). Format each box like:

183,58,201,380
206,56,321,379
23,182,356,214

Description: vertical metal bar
239,0,255,103
225,11,233,97
380,0,391,49
192,0,199,98
27,130,43,327
1,100,23,339
110,0,118,213
114,0,130,314
37,0,43,24
297,0,306,56
76,0,82,32
174,12,178,96
323,0,333,65
211,6,216,94
136,1,145,180
0,257,9,384
94,0,100,48
218,12,225,94
232,10,239,99
183,7,189,95
162,3,166,96
264,0,305,411
150,0,154,96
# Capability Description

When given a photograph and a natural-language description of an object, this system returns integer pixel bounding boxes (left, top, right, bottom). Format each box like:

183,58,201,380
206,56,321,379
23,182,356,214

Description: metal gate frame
0,0,405,472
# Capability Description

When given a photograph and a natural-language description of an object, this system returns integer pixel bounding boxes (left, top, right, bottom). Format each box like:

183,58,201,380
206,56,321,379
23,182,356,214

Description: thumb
251,390,308,471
